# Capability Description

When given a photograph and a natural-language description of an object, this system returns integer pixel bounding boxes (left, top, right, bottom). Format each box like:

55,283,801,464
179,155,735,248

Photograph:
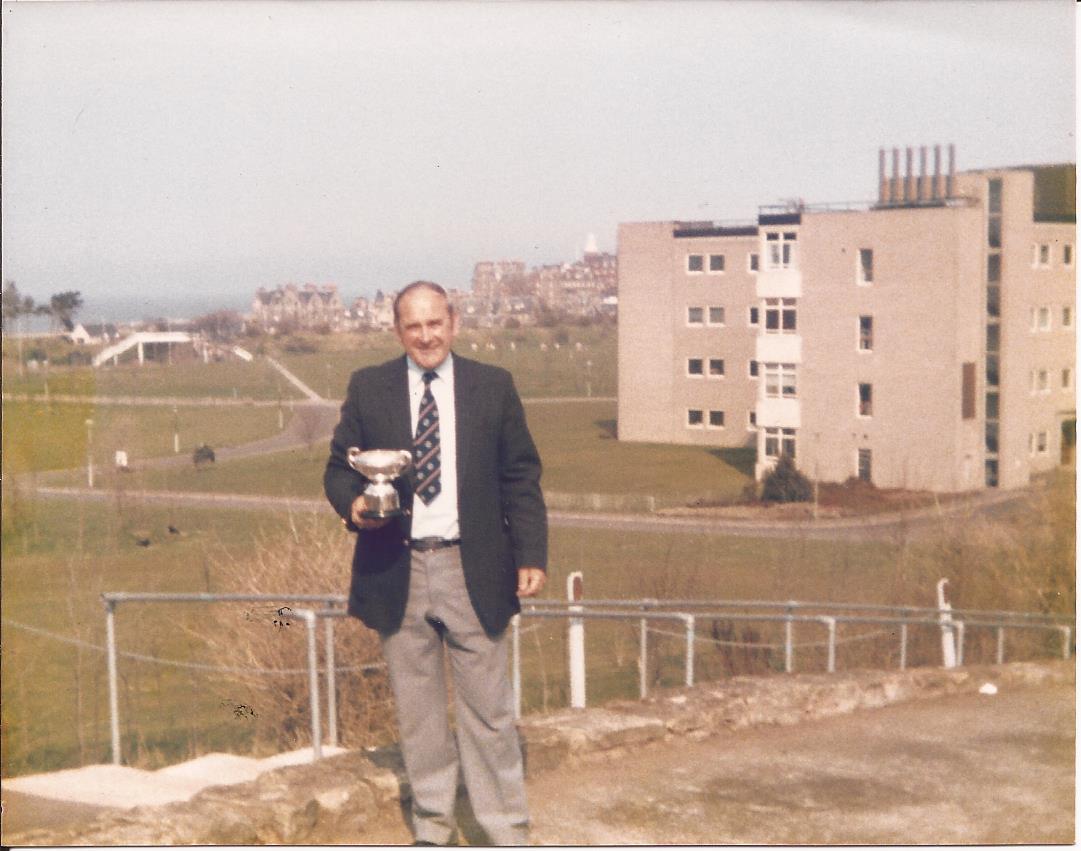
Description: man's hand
517,567,546,597
350,496,392,531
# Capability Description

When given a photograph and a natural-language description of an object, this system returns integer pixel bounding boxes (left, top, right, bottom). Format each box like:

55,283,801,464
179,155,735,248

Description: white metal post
639,617,648,699
302,610,323,761
784,604,794,673
899,622,908,671
105,600,121,765
511,615,522,721
820,617,836,673
683,615,695,687
567,573,585,709
996,626,1005,665
1060,626,1072,660
954,621,965,666
937,578,957,668
325,616,338,748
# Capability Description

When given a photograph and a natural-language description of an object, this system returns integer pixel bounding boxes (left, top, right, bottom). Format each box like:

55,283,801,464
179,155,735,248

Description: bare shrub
198,513,395,754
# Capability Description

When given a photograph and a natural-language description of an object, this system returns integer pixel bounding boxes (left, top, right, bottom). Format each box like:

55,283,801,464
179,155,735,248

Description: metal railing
101,591,1074,766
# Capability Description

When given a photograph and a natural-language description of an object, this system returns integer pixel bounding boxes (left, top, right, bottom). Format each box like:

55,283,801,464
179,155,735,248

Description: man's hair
393,281,455,324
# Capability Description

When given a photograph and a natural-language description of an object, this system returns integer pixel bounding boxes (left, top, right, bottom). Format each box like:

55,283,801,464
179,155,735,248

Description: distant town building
618,147,1075,492
66,322,121,345
251,284,345,332
471,235,618,324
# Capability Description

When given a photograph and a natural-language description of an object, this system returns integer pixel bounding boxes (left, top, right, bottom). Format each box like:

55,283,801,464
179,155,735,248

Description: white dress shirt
406,353,460,540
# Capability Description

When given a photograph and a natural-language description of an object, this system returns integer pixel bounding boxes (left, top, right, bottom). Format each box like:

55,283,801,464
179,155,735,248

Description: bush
760,453,813,503
193,444,216,466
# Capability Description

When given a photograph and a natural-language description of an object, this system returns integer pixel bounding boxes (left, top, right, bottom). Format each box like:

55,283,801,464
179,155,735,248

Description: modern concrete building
618,149,1075,492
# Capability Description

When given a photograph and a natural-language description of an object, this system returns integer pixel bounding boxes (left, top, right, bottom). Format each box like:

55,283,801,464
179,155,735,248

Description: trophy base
360,508,404,520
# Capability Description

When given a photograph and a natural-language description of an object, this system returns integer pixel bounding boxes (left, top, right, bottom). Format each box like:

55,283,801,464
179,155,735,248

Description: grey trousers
380,546,529,846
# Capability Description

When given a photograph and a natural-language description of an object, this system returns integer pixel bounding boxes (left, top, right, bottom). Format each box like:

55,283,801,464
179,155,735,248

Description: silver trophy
347,448,412,519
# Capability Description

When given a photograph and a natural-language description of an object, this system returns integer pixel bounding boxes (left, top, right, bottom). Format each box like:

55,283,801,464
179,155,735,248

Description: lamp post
173,404,180,454
85,418,95,488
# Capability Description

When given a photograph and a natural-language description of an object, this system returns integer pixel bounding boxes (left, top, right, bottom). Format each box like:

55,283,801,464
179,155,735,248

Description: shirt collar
406,352,453,387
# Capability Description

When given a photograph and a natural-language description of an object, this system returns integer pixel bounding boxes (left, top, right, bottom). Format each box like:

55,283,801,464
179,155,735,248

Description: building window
765,232,797,269
747,410,757,429
988,178,1002,214
986,353,999,387
987,254,1001,284
764,298,797,334
708,306,726,326
1063,368,1072,390
858,315,873,351
1037,431,1048,454
748,253,759,273
708,254,725,273
858,383,873,417
985,458,999,487
687,358,704,377
1039,307,1051,331
858,248,874,284
763,362,797,398
988,217,1002,249
1063,306,1073,328
708,410,725,428
986,324,1000,353
687,409,704,427
748,306,760,326
986,391,999,420
1033,244,1051,268
986,420,999,454
687,306,704,325
749,359,759,378
1065,244,1074,267
708,358,725,377
987,286,1001,318
857,448,872,483
764,426,796,459
687,254,704,273
962,363,976,420
1031,369,1049,393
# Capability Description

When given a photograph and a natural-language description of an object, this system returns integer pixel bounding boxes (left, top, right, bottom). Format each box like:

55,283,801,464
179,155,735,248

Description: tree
760,453,813,503
46,290,84,332
1,281,37,331
191,309,244,342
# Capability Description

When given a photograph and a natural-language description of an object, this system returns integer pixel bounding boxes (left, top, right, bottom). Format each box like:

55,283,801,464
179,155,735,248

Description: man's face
394,287,459,371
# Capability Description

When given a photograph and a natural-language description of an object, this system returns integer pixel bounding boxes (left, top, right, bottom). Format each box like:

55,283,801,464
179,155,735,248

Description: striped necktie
413,370,442,505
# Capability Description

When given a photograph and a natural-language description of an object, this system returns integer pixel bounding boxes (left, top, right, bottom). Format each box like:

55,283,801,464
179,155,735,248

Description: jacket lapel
453,354,474,495
386,355,413,451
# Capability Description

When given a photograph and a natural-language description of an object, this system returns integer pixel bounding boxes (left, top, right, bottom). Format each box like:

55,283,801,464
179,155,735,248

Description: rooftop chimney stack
933,144,944,199
878,148,888,204
918,146,929,202
947,143,956,197
891,147,901,203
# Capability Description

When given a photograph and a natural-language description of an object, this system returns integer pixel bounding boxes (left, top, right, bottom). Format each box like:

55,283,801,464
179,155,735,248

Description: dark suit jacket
323,353,547,636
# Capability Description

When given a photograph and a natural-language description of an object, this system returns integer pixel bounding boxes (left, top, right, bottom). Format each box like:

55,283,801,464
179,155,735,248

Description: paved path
525,682,1074,845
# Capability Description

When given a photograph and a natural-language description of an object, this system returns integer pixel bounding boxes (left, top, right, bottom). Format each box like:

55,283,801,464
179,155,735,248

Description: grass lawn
2,401,291,475
2,472,1071,776
75,400,752,510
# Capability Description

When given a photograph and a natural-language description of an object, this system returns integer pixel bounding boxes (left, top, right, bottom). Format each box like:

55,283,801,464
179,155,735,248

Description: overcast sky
1,0,1075,319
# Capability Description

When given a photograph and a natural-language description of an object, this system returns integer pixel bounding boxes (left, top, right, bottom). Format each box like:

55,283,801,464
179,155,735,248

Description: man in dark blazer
324,281,547,845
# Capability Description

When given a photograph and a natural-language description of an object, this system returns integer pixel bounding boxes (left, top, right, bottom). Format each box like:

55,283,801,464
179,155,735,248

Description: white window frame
686,357,705,378
686,306,704,326
764,298,797,335
708,357,725,379
765,232,797,270
857,248,874,285
1038,306,1051,331
857,447,872,483
1032,243,1051,269
858,315,873,352
707,306,726,326
858,382,873,418
687,254,705,274
707,254,726,274
707,409,725,429
764,426,796,458
686,408,704,428
763,362,797,399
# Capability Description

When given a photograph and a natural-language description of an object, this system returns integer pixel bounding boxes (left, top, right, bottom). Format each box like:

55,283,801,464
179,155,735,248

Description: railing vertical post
784,604,794,673
302,610,322,761
996,626,1005,665
511,615,522,721
325,616,338,748
954,621,965,666
820,617,836,673
899,621,908,671
639,617,648,699
105,598,122,765
684,615,695,687
567,573,585,709
1060,626,1072,660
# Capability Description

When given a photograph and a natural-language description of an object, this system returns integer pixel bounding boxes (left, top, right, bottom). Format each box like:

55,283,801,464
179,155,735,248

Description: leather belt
410,537,461,552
